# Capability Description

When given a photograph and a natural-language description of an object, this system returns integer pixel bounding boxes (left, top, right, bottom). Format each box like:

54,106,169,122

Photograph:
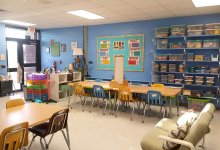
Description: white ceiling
0,0,219,29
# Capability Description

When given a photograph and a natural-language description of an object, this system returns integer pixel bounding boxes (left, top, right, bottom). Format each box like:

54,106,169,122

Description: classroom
0,0,220,150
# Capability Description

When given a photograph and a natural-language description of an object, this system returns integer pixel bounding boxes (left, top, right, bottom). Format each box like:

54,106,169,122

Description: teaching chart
97,34,144,72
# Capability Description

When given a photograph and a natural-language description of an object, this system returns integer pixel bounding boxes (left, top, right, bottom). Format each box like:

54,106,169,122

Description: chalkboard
97,34,144,72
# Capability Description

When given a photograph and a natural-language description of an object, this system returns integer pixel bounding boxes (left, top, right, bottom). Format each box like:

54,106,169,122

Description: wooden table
0,103,65,133
72,81,182,117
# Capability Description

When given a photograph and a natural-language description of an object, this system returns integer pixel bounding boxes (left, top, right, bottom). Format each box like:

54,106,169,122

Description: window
5,27,26,39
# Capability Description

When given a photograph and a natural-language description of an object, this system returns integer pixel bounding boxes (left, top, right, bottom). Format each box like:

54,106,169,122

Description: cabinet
50,72,81,101
153,32,220,101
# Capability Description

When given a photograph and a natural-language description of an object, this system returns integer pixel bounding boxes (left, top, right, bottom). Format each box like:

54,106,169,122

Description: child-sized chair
115,86,138,121
142,90,167,123
6,98,25,109
91,85,110,115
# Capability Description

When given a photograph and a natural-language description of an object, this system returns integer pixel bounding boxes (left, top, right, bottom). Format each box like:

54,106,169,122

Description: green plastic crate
187,97,210,112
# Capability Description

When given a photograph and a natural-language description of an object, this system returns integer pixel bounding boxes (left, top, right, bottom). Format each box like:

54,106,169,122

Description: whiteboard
114,55,124,84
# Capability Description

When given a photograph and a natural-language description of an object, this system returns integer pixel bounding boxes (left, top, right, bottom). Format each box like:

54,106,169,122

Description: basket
171,25,186,36
157,39,168,49
155,27,170,37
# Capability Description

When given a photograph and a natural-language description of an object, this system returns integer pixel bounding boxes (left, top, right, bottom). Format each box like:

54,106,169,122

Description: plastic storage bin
170,42,184,49
161,75,168,83
210,68,219,74
195,76,204,81
211,54,218,61
154,64,160,72
187,53,194,61
204,23,220,35
195,81,203,85
206,77,215,82
175,79,183,84
155,27,170,37
187,40,202,48
194,55,204,61
155,54,168,60
171,25,186,36
203,39,219,48
157,39,168,49
187,97,210,112
168,74,175,83
160,64,167,72
187,24,203,36
169,64,176,72
184,76,193,80
169,54,183,60
185,80,193,85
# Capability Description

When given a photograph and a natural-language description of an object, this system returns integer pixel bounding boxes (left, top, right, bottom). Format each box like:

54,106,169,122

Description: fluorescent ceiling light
192,0,220,7
67,10,104,20
1,20,35,26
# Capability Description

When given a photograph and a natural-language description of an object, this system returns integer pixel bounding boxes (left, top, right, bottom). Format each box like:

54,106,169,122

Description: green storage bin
187,97,210,112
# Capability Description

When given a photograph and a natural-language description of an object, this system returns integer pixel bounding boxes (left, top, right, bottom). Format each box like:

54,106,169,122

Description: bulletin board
97,34,144,72
51,42,60,56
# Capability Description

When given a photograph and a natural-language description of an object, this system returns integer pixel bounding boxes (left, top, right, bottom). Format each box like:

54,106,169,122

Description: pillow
177,112,199,126
162,124,190,150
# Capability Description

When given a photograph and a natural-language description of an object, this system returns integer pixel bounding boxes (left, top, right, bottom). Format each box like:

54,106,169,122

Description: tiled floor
1,93,220,150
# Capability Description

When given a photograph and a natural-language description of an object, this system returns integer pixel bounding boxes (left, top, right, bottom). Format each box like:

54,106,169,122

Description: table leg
169,97,172,118
177,95,179,116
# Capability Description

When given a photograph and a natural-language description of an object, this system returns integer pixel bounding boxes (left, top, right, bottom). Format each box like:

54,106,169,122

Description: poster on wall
97,34,144,72
51,42,60,56
23,44,36,64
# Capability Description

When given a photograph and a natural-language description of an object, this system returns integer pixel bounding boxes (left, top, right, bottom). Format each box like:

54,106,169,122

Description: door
6,38,41,91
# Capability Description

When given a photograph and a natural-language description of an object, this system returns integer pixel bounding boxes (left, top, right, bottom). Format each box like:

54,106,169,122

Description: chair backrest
73,83,85,96
0,122,29,150
146,90,163,106
122,80,128,86
118,86,133,101
151,83,164,88
47,108,69,135
93,85,106,98
95,79,103,82
6,99,25,109
109,80,119,88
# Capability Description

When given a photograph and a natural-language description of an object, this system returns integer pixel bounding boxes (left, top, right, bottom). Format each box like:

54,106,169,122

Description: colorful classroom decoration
97,34,144,71
51,41,60,56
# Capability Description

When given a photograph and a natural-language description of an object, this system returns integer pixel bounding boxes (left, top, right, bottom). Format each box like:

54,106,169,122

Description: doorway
6,38,41,91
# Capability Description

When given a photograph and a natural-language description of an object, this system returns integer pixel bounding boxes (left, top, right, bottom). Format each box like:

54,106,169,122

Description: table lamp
73,48,83,70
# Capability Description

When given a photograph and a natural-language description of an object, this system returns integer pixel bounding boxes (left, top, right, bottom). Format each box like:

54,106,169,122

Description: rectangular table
0,103,65,133
72,81,182,117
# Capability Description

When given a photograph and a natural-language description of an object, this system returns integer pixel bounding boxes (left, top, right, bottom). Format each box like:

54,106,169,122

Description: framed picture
61,44,66,52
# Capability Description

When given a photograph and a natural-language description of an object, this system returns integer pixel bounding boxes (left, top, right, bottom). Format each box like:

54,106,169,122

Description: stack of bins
27,73,48,102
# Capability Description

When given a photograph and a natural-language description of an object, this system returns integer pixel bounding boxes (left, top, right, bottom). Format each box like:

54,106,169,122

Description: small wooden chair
0,122,29,150
109,80,119,113
6,98,25,109
69,83,90,111
122,80,128,86
115,86,138,121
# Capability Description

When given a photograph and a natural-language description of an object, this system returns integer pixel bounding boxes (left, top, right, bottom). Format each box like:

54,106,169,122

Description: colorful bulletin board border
97,34,144,72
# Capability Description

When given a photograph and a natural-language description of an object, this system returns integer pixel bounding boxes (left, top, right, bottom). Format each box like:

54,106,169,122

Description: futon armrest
158,135,195,150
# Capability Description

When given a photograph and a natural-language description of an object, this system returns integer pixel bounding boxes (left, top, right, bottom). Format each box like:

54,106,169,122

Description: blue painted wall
41,27,83,71
40,13,220,82
88,13,220,81
0,24,7,75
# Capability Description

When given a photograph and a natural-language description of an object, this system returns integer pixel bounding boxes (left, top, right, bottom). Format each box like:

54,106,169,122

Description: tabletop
0,103,65,133
71,81,182,97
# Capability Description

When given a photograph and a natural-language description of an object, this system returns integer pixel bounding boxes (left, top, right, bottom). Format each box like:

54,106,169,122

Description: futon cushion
177,112,199,126
179,112,212,150
162,124,190,150
155,118,177,132
141,127,169,150
29,122,49,137
200,103,215,116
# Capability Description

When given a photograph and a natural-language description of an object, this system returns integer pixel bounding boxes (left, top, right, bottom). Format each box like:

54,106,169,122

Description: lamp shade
73,48,83,55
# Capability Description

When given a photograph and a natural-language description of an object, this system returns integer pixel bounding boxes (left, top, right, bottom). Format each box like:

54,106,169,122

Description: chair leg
40,138,46,150
103,100,108,115
115,101,120,117
142,104,147,123
89,97,96,113
130,103,135,121
61,129,71,150
28,134,37,150
82,96,88,112
148,105,151,117
159,106,162,118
